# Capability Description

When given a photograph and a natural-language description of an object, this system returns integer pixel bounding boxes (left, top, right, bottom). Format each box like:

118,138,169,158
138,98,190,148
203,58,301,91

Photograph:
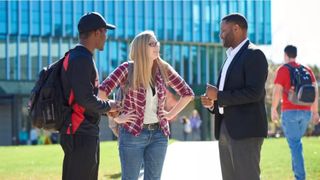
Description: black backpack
284,63,316,106
27,52,72,132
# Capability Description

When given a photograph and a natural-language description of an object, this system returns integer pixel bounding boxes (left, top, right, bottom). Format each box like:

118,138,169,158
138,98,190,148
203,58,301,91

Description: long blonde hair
129,30,169,89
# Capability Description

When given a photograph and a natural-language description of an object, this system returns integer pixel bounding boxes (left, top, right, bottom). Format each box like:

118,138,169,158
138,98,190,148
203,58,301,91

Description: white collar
226,38,249,57
76,43,86,47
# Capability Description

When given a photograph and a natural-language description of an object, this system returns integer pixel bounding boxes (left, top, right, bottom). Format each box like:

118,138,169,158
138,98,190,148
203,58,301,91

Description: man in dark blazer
201,13,268,180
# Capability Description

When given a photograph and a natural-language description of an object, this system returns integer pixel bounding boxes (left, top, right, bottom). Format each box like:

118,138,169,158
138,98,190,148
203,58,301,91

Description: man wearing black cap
59,12,116,180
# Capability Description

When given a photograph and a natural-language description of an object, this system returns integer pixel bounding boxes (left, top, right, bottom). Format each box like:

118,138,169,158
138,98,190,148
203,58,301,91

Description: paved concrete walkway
161,141,222,180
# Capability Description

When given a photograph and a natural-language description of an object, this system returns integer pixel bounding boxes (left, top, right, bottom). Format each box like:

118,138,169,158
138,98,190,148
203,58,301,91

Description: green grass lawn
261,137,320,180
0,142,120,180
0,137,319,180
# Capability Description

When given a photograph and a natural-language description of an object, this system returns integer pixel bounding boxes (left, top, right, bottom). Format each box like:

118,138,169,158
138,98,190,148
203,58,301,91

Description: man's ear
233,24,240,32
93,29,99,37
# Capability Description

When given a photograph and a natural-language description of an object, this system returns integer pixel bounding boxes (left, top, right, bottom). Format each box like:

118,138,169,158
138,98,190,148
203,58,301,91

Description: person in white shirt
201,13,268,180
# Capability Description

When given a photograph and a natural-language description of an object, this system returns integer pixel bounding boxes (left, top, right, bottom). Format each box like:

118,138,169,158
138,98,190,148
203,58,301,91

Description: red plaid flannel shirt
99,62,194,136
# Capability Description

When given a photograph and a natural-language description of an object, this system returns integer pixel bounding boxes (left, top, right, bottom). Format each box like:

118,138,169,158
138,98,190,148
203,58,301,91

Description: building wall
0,0,272,145
0,103,12,145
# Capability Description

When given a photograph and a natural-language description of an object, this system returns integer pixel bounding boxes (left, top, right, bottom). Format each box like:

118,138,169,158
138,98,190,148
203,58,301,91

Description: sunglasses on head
148,41,160,47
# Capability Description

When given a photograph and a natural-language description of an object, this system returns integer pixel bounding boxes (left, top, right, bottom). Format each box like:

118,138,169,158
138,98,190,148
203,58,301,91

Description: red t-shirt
274,61,316,111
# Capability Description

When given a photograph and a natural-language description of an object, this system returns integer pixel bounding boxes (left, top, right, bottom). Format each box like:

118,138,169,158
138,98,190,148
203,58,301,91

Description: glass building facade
0,0,271,145
0,0,271,84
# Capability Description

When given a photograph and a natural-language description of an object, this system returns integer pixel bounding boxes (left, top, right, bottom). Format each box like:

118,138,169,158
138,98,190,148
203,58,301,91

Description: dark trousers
60,134,100,180
218,121,263,180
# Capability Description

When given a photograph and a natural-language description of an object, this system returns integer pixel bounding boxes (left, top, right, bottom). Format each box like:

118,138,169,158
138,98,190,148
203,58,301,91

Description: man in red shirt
271,45,319,180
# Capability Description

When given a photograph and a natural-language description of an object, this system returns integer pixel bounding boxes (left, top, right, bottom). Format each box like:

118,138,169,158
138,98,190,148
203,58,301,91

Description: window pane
136,1,144,33
75,1,84,25
229,1,238,13
191,46,198,84
109,41,118,71
264,1,271,44
31,37,39,79
119,42,128,63
51,38,59,63
115,1,124,38
54,1,62,36
203,2,211,42
41,38,49,68
163,44,172,66
21,1,29,35
183,1,192,41
9,37,17,79
95,1,104,15
208,47,215,84
0,36,6,79
247,1,255,41
10,1,18,34
20,37,28,80
192,2,200,41
256,1,264,44
30,1,40,35
220,1,227,17
238,1,246,14
174,2,182,41
181,46,189,82
43,1,51,36
106,1,115,38
200,46,206,84
85,1,93,12
165,1,173,40
216,47,224,71
145,1,154,30
173,45,180,72
97,47,107,79
65,1,73,36
155,1,164,39
104,42,110,74
212,1,220,42
60,38,69,57
126,1,134,39
0,2,7,34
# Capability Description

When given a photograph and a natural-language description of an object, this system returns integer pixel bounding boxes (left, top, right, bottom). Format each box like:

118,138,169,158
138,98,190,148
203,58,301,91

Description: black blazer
211,40,268,140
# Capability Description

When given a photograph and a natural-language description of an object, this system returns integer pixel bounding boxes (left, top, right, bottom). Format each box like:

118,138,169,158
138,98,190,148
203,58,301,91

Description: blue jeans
118,126,168,180
281,110,311,180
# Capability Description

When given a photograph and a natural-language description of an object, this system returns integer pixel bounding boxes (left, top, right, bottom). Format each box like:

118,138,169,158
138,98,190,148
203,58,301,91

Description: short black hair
284,45,297,58
222,13,248,30
79,31,93,40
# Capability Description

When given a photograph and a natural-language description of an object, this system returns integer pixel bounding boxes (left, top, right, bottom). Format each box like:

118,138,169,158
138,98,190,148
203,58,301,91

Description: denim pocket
281,110,311,138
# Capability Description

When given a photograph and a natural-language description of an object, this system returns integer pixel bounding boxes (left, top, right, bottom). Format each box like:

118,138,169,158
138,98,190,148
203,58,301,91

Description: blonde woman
99,31,194,180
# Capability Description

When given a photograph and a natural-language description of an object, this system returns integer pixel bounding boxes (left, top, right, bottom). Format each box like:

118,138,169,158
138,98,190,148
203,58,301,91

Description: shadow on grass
104,172,121,179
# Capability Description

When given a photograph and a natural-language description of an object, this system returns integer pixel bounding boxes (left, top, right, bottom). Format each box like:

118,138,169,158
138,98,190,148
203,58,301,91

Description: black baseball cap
78,12,116,33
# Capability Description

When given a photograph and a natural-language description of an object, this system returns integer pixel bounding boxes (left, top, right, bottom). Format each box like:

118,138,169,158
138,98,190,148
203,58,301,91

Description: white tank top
143,86,159,124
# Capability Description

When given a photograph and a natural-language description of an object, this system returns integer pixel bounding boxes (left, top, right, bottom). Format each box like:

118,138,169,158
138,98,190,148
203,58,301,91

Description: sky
259,0,320,67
